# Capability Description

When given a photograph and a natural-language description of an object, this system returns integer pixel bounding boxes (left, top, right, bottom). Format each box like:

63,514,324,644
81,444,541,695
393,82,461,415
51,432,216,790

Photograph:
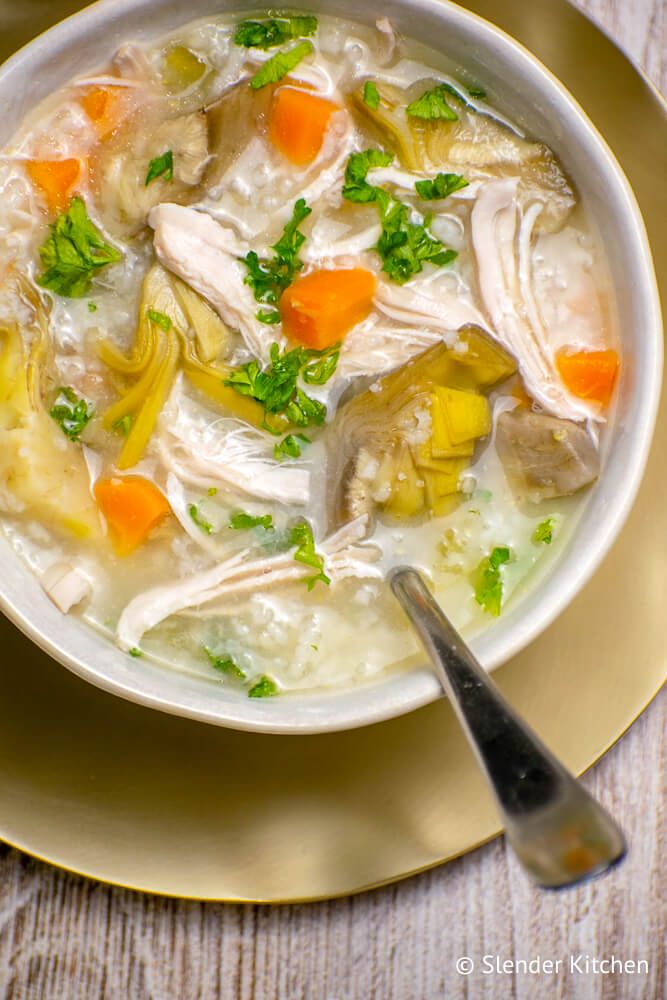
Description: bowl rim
0,0,663,734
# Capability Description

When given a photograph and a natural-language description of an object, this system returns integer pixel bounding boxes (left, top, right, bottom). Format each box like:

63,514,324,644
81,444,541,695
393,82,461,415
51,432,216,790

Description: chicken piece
41,562,91,613
495,409,599,500
150,203,281,361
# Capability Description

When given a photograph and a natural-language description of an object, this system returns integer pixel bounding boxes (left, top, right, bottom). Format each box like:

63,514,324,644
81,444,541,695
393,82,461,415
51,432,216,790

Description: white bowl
0,0,662,733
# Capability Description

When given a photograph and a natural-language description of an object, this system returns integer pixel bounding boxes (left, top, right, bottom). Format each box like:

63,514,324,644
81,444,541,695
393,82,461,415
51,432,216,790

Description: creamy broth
0,13,618,695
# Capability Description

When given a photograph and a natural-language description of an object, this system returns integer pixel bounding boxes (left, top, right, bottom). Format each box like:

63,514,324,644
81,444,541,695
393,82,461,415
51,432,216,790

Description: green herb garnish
250,40,314,90
112,414,133,436
468,84,486,98
288,520,330,590
474,546,511,616
224,341,335,429
129,647,143,658
533,517,556,545
248,675,278,698
406,84,459,121
87,301,97,313
49,387,93,441
145,150,174,186
274,433,310,461
147,308,172,331
415,172,469,200
204,646,246,680
234,16,317,49
229,512,275,531
241,198,312,323
188,503,214,534
37,197,121,298
207,487,218,496
363,80,381,109
342,151,457,283
342,148,394,204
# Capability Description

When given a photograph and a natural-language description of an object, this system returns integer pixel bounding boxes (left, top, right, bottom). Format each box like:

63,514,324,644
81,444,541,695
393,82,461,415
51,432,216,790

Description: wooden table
0,2,665,997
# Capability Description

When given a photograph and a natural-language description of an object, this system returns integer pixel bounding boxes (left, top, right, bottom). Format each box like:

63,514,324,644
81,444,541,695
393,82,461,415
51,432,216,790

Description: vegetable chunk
269,87,339,165
280,268,376,349
556,349,619,407
26,159,82,213
95,475,171,554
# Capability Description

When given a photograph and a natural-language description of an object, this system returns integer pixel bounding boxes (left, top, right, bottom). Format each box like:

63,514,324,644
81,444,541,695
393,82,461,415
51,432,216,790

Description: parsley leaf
112,414,132,436
229,512,274,531
474,546,511,616
533,517,556,545
342,148,394,203
129,647,143,658
406,84,459,121
49,387,93,441
87,301,97,313
224,341,334,429
145,150,174,186
234,16,317,49
274,433,310,461
188,503,214,534
248,675,278,698
415,172,469,200
288,520,330,590
147,308,172,331
204,646,246,680
241,198,312,318
375,189,457,283
250,41,314,90
37,197,121,298
363,80,381,109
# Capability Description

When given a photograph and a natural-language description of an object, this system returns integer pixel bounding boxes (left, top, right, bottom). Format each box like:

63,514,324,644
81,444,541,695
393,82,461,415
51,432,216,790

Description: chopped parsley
468,83,486,98
145,150,174,186
415,172,469,200
37,197,121,298
342,149,394,204
49,387,93,441
204,646,246,680
188,503,214,534
289,520,330,590
406,84,459,121
302,347,340,385
224,341,335,429
248,675,278,698
474,546,511,616
234,15,317,48
112,414,133,436
87,301,97,313
342,150,457,283
207,487,218,496
274,433,310,461
129,647,143,658
147,308,172,331
363,80,381,109
250,40,314,90
241,198,312,323
533,517,556,545
229,512,274,531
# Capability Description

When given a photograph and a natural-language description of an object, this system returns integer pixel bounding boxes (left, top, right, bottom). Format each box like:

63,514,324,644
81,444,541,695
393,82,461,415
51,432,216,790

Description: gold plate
0,0,665,902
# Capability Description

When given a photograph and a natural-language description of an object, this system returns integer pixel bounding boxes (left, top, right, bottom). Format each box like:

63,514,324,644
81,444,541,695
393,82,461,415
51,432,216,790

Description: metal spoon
390,567,626,888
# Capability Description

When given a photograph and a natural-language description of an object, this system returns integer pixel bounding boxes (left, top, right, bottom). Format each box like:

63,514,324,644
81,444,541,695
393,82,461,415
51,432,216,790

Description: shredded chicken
156,377,310,505
150,203,281,361
374,280,486,333
471,179,596,421
116,515,380,649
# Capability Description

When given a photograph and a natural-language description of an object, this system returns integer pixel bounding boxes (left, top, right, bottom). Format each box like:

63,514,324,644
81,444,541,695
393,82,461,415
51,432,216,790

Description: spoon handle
390,567,626,888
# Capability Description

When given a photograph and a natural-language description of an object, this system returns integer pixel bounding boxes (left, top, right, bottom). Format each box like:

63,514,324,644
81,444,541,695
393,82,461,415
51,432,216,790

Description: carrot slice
268,87,340,165
26,159,82,213
79,86,130,139
556,348,620,407
280,268,376,349
94,475,170,555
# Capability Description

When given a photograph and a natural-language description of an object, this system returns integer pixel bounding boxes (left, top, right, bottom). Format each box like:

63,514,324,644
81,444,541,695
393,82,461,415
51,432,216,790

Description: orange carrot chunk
556,348,620,407
268,87,340,165
79,86,129,139
26,159,82,213
280,268,377,350
94,475,171,555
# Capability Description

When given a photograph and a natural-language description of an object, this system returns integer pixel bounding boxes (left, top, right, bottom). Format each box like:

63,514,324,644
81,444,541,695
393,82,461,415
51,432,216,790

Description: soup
0,12,619,696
